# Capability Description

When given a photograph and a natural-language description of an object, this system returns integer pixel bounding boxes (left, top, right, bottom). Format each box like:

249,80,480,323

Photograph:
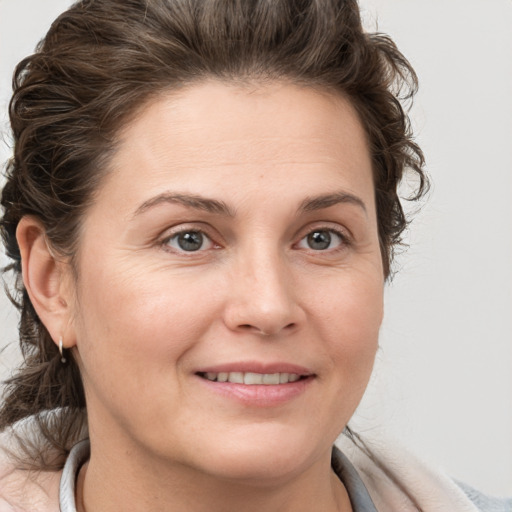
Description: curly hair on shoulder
0,0,427,470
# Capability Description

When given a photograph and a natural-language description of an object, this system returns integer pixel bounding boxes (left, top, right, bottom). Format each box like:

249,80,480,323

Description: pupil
178,231,203,251
308,230,331,250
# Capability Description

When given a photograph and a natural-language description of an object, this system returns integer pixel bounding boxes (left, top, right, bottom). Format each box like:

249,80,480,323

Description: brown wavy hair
0,0,427,469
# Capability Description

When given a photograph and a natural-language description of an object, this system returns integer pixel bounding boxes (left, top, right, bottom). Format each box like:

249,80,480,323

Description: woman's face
67,81,384,481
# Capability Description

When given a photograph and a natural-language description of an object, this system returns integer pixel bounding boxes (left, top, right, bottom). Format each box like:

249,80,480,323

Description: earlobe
16,216,76,349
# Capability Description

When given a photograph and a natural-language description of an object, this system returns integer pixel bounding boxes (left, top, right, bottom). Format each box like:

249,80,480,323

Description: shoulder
336,434,512,512
0,459,61,512
456,481,512,512
0,433,60,512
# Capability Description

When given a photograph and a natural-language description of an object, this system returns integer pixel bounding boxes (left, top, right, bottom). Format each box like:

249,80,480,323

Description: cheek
298,272,382,440
72,260,218,384
314,271,383,374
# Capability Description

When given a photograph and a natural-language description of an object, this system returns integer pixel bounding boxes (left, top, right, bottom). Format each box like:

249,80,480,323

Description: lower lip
195,375,314,407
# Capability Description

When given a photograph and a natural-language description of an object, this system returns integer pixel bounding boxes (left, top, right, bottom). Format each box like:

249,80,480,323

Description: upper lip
195,361,314,376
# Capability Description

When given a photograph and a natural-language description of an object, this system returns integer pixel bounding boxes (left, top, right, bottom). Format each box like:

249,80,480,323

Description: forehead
118,81,369,159
96,80,374,216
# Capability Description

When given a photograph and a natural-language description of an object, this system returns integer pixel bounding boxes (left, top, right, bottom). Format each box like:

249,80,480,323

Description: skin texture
17,81,384,512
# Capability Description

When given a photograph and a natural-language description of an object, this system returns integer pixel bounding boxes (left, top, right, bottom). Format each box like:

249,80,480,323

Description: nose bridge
225,235,299,335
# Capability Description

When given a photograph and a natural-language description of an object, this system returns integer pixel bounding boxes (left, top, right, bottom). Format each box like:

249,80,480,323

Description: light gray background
1,0,511,496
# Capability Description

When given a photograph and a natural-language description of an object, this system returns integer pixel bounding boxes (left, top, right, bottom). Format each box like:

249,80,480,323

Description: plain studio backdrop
0,0,511,497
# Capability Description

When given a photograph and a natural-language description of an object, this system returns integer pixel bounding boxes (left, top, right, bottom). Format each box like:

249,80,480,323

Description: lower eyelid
296,228,350,251
162,229,215,252
159,226,351,252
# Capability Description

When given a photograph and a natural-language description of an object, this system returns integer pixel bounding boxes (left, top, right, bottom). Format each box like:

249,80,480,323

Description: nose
223,248,303,337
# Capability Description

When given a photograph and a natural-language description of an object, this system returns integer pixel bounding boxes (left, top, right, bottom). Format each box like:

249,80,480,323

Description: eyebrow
299,192,367,215
133,193,235,218
133,190,367,218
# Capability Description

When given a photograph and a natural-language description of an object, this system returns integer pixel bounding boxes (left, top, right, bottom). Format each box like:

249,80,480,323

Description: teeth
244,372,263,385
262,373,280,385
202,372,304,384
228,372,244,384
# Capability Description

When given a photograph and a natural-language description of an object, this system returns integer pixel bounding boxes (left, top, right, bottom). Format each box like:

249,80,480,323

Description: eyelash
295,227,352,253
161,227,218,254
159,225,352,254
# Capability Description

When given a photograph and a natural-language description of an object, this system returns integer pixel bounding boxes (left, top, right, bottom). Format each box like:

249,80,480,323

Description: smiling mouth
196,371,309,385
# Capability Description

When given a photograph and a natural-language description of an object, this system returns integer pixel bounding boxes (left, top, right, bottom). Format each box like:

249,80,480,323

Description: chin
184,424,330,484
201,450,310,485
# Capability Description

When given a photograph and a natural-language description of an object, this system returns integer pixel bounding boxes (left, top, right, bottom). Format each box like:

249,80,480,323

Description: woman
0,1,509,511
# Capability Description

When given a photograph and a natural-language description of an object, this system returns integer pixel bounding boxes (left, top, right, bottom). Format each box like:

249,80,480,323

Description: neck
77,437,352,512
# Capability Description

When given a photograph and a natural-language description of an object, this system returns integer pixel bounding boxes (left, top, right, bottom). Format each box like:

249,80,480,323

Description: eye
164,230,214,252
297,229,346,251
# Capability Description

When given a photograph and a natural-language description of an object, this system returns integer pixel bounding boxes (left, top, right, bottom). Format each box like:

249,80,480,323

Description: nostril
237,323,296,336
238,324,272,336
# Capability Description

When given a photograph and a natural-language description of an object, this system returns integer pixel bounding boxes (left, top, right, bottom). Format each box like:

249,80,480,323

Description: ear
16,216,76,350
